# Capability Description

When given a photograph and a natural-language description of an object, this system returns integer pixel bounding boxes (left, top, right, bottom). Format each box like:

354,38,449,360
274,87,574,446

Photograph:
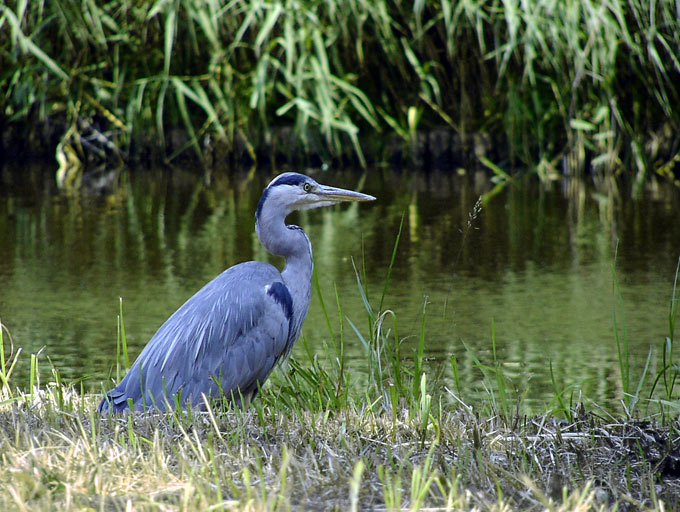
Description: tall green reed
647,256,680,418
611,250,631,408
116,297,130,380
347,217,413,407
0,320,22,400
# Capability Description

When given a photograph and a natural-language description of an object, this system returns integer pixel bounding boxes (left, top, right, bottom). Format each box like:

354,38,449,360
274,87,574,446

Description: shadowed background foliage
1,0,679,178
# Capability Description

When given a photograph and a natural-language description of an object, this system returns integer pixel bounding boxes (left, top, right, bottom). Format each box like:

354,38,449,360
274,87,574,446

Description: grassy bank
2,387,679,510
1,255,680,510
2,337,680,510
1,0,679,178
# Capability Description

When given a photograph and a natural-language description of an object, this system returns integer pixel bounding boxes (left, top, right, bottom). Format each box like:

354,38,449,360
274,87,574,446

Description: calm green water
1,163,679,412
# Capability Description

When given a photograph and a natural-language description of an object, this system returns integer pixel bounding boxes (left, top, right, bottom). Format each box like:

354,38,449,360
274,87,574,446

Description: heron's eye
303,183,312,192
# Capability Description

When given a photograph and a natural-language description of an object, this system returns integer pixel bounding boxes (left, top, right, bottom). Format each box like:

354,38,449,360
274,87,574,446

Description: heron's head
256,172,375,220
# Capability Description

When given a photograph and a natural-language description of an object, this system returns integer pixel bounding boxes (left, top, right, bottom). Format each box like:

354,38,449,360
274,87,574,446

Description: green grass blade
379,214,404,314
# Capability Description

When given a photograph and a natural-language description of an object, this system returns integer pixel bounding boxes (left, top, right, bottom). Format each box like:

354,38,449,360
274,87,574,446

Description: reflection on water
1,163,679,412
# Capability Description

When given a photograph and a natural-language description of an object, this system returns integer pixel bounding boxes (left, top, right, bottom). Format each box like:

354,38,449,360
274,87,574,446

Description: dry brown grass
0,384,678,511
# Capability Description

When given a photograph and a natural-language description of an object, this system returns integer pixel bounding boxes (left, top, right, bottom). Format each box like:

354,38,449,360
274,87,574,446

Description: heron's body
99,173,374,413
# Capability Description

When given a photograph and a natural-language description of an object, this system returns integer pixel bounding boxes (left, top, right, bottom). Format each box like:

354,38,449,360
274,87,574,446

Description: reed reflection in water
1,164,679,412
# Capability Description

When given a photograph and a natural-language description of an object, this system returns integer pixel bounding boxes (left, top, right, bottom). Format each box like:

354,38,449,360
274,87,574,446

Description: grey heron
98,172,375,413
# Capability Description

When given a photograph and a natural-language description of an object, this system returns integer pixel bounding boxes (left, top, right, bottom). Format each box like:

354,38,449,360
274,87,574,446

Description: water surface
1,163,679,412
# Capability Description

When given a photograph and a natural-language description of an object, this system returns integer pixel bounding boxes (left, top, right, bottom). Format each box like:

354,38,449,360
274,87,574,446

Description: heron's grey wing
182,278,293,405
99,261,293,412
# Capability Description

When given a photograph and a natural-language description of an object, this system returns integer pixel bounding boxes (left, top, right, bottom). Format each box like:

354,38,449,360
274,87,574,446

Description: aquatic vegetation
1,0,678,178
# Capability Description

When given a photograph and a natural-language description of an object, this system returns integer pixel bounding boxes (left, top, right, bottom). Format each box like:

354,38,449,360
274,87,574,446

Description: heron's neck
279,229,313,337
256,211,313,328
256,207,312,261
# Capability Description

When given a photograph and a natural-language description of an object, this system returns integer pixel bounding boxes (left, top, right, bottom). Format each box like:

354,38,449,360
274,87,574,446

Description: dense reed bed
1,0,679,178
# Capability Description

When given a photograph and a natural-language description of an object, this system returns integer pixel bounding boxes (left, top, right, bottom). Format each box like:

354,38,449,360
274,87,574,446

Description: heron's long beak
315,185,376,203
